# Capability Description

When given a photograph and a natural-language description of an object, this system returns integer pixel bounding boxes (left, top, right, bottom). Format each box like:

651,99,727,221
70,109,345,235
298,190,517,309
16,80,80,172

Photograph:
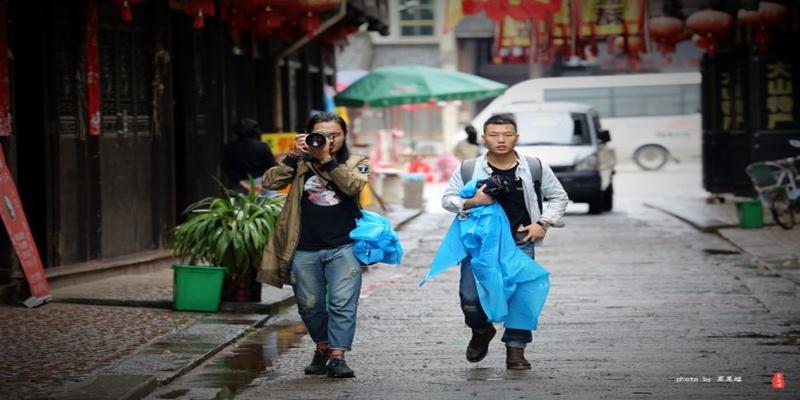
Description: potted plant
169,184,284,302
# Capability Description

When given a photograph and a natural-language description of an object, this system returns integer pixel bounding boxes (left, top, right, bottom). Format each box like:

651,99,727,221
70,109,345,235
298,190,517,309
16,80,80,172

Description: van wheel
633,144,670,170
602,183,613,211
588,193,604,215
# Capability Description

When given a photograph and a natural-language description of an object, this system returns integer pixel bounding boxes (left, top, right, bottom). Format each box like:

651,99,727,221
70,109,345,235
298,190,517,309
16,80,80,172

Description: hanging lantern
299,12,321,37
186,0,216,29
260,6,282,30
649,16,684,61
111,0,141,22
686,9,733,56
738,1,787,51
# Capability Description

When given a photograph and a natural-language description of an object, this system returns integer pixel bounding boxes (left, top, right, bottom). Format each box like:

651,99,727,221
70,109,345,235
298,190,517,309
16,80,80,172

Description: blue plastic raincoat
350,210,404,265
422,179,550,330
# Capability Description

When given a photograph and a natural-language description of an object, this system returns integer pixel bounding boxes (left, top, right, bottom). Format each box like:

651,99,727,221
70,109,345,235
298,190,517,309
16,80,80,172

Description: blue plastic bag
350,210,404,265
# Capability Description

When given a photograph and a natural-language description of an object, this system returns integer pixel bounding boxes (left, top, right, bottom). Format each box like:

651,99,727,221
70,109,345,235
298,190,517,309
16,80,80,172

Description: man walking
441,113,569,369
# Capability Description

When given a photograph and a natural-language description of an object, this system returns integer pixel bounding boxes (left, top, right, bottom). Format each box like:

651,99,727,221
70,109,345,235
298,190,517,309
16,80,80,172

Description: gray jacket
441,154,569,245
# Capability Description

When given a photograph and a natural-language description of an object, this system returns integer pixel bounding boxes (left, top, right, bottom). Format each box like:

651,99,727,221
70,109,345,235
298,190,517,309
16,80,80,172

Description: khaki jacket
257,155,369,288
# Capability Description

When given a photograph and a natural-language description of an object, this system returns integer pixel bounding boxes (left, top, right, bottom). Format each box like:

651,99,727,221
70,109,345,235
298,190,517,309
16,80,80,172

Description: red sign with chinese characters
0,144,50,306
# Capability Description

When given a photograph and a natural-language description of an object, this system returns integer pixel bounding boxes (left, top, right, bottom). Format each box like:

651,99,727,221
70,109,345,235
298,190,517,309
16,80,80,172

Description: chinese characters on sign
720,71,745,131
765,62,794,130
0,144,51,307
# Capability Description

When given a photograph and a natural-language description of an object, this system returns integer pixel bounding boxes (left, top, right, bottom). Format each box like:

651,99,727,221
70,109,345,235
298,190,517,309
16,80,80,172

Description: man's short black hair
235,118,261,139
484,113,517,132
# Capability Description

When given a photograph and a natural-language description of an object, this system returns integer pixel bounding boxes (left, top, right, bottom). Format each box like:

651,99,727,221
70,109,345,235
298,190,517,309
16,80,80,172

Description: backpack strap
525,156,543,214
460,158,476,184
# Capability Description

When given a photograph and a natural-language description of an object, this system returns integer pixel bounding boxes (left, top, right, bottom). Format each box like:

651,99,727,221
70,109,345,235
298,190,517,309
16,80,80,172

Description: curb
52,313,273,400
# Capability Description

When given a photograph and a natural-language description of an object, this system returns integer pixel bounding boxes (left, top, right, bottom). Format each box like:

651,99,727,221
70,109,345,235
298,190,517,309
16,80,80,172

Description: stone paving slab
51,314,269,400
0,303,199,400
231,205,799,399
644,198,740,232
718,226,800,268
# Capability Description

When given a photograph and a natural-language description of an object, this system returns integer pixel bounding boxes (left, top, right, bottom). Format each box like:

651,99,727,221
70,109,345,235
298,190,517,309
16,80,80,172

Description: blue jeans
459,240,535,348
291,243,363,351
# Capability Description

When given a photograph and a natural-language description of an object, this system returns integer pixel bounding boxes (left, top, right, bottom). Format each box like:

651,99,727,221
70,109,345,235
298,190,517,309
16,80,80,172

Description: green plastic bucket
171,264,227,312
735,199,764,229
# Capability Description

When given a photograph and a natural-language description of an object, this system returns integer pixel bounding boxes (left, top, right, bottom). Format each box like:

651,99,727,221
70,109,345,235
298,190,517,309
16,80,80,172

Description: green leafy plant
169,184,284,283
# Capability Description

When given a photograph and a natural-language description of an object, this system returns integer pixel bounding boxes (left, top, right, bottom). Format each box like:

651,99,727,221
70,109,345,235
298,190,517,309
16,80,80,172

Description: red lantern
649,16,684,61
186,0,216,29
111,0,142,22
738,1,787,51
686,9,732,56
299,12,321,37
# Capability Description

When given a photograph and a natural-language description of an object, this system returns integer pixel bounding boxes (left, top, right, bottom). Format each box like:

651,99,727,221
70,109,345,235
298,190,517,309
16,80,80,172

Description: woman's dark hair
465,124,478,145
306,111,350,163
235,118,261,139
483,113,517,132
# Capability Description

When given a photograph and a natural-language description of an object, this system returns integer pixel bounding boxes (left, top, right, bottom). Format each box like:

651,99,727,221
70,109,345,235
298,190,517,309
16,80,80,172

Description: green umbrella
334,65,507,108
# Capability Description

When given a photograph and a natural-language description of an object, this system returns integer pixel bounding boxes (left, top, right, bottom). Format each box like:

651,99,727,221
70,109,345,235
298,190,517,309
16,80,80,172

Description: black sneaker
304,350,329,375
327,357,355,378
466,325,496,362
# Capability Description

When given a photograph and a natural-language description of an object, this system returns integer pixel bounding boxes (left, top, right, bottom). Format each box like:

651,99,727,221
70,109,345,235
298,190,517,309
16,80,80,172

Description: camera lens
305,132,327,149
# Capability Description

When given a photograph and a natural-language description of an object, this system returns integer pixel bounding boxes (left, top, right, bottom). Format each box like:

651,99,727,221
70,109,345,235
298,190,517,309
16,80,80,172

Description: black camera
478,174,514,197
305,131,331,149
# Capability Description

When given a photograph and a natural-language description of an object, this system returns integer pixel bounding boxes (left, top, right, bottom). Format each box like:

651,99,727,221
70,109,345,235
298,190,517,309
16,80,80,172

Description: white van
475,102,615,214
470,72,701,170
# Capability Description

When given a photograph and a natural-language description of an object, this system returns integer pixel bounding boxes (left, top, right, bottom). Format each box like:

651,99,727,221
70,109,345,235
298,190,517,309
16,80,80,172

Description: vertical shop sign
0,145,50,307
765,61,794,130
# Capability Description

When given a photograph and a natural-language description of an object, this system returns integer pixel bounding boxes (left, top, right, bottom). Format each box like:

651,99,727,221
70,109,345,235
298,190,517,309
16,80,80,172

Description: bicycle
745,140,800,230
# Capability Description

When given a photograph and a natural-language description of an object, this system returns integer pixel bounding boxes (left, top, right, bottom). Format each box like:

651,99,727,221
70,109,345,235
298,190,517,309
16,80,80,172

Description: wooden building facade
0,0,388,299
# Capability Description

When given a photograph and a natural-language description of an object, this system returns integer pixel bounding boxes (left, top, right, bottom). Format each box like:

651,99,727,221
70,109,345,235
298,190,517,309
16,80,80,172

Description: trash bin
402,173,425,209
171,264,227,312
735,198,764,229
381,173,403,204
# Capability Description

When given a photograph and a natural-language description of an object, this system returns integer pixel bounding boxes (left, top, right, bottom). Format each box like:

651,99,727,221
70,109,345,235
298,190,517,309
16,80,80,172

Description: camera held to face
305,131,331,149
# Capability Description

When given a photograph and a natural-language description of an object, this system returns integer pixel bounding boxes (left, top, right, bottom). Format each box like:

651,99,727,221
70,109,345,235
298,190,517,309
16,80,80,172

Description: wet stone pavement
199,200,799,399
0,303,198,400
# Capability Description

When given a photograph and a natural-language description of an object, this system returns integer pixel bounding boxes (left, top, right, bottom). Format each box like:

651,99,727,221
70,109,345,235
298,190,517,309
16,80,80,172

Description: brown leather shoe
466,326,496,362
506,346,531,370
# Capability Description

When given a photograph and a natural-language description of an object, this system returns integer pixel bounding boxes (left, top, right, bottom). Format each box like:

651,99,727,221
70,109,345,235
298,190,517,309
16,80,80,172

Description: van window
514,112,592,146
613,85,683,117
544,84,701,117
543,88,612,116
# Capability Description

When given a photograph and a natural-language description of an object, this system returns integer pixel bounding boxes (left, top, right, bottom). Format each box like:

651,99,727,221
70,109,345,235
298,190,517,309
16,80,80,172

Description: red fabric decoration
295,0,340,13
86,0,101,135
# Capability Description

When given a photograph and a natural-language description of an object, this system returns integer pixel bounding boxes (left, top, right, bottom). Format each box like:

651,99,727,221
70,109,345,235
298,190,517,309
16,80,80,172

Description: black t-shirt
296,171,356,251
488,163,531,239
223,137,276,185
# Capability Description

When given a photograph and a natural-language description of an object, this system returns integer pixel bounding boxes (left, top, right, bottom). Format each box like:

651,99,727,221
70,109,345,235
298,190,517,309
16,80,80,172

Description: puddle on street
154,321,308,400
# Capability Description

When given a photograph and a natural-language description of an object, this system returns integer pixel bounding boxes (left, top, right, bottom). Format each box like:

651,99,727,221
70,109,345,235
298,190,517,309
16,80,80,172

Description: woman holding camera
257,112,369,378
